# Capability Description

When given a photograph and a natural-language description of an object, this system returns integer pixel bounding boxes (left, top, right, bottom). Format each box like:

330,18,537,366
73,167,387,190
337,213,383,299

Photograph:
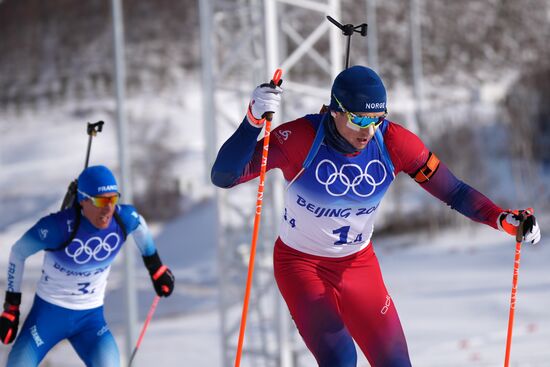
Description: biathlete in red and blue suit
211,65,541,367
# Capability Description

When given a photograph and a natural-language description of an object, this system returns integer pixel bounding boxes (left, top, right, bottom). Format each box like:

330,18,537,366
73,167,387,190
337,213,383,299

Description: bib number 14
332,226,363,245
284,208,296,228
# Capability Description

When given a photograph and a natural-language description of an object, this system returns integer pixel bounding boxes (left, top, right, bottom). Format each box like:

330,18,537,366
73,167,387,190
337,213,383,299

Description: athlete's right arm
1,215,63,344
211,118,291,188
5,215,64,293
212,81,286,188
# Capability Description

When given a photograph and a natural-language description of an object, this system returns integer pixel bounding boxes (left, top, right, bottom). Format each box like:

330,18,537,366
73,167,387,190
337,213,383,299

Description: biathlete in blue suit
0,165,175,366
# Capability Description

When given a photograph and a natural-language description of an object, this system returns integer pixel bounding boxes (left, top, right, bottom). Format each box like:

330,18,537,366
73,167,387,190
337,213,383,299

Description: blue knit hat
77,165,119,202
329,65,387,113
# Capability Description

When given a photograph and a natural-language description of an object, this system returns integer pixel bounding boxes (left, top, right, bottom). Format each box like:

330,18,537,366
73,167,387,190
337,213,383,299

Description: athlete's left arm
119,205,175,297
385,122,503,229
119,205,156,256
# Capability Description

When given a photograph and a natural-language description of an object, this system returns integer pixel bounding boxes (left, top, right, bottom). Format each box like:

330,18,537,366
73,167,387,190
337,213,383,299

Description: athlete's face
80,193,117,229
332,111,385,150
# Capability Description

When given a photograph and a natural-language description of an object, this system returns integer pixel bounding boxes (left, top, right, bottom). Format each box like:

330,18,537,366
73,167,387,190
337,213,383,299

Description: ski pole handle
271,68,283,85
515,214,525,243
262,69,283,122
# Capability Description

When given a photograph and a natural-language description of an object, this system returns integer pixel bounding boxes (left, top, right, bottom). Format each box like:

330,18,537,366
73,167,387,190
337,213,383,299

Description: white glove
246,83,283,126
498,209,541,244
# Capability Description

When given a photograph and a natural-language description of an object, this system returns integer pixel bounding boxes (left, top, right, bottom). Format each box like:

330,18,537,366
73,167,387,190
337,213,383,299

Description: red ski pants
273,238,411,367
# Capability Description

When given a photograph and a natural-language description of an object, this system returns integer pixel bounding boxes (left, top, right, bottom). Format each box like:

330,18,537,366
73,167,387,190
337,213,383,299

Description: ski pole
504,215,525,367
127,290,165,367
234,68,283,367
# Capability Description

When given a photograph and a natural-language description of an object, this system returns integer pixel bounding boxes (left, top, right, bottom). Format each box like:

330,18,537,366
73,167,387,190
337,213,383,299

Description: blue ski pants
6,295,119,366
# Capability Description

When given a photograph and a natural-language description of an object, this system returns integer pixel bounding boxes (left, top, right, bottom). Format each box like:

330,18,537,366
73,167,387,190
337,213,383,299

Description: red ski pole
504,216,525,367
128,290,166,367
234,69,283,367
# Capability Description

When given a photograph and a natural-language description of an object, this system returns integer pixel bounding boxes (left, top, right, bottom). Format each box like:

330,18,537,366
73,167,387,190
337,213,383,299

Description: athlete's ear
330,111,337,118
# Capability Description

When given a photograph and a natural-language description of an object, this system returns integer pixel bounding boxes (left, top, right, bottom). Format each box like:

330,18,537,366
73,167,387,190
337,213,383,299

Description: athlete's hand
246,82,283,127
0,291,21,344
498,208,541,244
143,252,175,297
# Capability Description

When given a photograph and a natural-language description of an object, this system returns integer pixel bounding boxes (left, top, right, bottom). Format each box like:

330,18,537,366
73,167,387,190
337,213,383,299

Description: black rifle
326,16,368,69
60,121,104,210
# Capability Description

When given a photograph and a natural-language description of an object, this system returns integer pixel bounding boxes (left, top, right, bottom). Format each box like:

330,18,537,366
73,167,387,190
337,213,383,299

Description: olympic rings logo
315,159,387,197
65,233,121,264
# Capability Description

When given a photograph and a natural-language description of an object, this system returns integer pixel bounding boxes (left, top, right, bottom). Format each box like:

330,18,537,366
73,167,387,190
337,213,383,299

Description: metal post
265,0,279,68
329,0,343,77
366,0,379,70
199,0,217,184
111,0,138,362
198,3,231,367
410,0,424,133
264,3,293,366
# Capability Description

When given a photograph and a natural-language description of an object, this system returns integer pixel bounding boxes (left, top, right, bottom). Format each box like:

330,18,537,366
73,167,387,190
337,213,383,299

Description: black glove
0,291,21,344
143,252,175,297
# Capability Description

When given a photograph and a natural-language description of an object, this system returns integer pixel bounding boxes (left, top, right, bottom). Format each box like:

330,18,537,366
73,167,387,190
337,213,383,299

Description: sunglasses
78,190,120,208
333,95,387,128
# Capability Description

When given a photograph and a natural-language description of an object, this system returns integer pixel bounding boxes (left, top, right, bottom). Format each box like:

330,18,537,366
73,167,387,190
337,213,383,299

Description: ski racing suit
211,114,503,367
5,204,156,366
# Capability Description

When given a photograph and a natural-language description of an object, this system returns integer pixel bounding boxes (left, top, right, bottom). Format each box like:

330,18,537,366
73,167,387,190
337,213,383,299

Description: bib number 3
77,282,92,294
